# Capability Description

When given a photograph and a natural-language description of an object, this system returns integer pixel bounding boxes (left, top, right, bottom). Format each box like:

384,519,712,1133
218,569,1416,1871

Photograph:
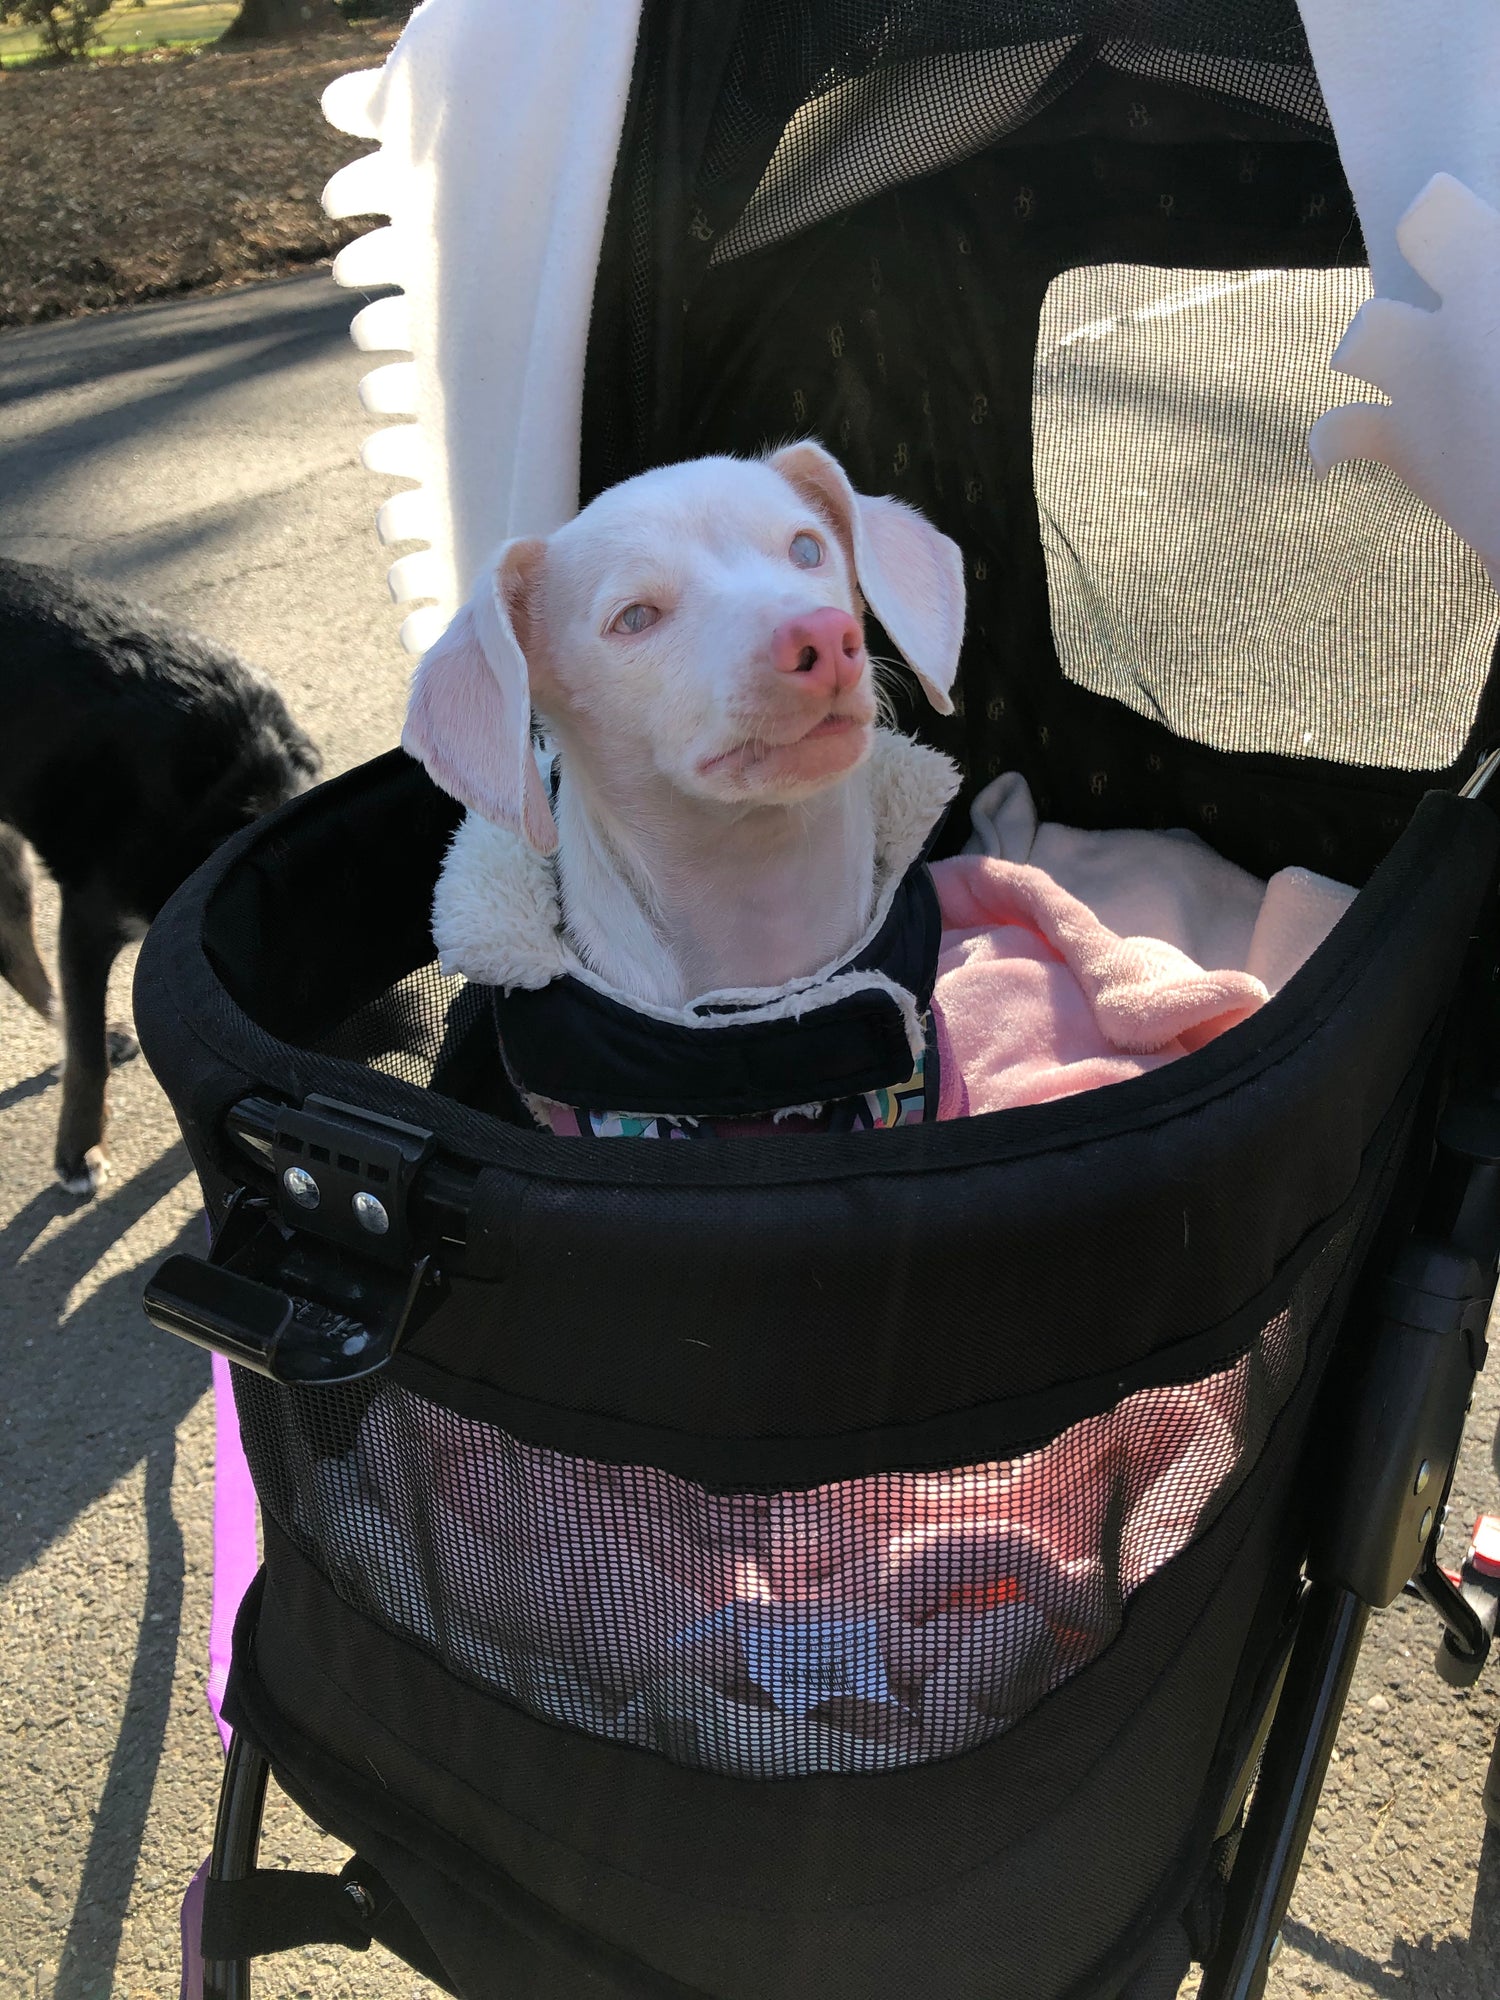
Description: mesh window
1033,265,1500,766
1095,37,1326,129
696,4,1328,267
236,1254,1334,1779
314,966,482,1091
712,27,1330,267
713,40,1081,264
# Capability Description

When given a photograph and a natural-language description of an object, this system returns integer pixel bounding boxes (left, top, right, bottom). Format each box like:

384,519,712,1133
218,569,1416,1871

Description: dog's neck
553,754,878,1008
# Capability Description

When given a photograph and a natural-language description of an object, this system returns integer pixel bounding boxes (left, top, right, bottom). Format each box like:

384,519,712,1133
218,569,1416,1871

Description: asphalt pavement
0,273,434,2000
0,271,1497,2000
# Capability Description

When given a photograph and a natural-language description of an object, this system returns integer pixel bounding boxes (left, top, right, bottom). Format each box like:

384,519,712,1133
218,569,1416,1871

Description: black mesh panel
712,40,1085,263
697,2,1328,249
234,1229,1339,1781
710,16,1331,266
315,964,482,1091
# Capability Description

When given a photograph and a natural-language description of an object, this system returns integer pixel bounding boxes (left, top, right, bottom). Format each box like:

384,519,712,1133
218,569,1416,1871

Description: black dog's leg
0,822,56,1022
55,889,130,1196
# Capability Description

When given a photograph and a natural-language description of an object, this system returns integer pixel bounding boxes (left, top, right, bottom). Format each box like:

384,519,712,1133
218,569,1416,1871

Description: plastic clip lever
142,1098,443,1385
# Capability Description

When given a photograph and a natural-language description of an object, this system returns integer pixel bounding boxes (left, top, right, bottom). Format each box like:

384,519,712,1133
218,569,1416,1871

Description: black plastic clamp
270,1095,434,1268
142,1099,441,1385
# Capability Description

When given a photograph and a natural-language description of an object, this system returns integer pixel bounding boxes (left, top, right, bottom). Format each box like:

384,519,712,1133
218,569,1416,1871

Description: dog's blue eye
612,603,660,634
789,532,823,568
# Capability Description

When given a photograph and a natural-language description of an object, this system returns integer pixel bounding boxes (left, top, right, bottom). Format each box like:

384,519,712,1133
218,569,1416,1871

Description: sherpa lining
430,730,959,1054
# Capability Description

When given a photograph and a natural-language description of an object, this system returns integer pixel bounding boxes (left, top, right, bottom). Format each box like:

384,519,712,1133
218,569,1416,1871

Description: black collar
491,856,942,1120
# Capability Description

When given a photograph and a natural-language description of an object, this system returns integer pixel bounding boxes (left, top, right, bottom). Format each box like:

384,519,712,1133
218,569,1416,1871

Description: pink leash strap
181,1359,258,1997
207,1351,260,1750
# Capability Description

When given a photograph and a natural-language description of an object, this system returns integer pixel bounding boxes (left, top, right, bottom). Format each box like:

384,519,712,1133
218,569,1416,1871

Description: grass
0,0,238,65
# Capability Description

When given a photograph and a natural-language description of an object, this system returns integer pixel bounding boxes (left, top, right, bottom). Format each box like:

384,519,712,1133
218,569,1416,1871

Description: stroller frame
138,5,1500,1996
166,852,1500,1995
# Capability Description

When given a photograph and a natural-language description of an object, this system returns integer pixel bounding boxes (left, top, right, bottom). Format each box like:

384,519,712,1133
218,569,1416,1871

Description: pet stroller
135,2,1500,1995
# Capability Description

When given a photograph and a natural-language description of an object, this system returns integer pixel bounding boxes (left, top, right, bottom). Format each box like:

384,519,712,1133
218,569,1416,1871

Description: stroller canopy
322,0,1500,701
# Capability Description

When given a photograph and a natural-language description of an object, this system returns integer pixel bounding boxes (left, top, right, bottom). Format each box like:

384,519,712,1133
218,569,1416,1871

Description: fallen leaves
0,29,398,328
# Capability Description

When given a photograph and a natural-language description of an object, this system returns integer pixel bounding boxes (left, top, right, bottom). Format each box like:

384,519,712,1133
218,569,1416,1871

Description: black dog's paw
107,1024,140,1068
56,1146,109,1199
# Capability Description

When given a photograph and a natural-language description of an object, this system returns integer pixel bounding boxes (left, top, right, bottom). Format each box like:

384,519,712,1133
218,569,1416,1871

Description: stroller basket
134,3,1500,1996
139,746,1500,2000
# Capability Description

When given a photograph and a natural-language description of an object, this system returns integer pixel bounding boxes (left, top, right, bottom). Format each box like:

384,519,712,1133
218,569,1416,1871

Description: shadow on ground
0,1141,207,1590
1,1137,210,1995
48,1438,187,2000
0,277,395,532
1283,1823,1500,1986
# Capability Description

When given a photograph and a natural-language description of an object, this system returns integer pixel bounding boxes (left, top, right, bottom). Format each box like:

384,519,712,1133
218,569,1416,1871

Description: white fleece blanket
963,772,1356,999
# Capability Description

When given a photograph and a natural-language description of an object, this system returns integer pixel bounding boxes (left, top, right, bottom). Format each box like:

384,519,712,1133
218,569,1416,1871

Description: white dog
403,442,965,1008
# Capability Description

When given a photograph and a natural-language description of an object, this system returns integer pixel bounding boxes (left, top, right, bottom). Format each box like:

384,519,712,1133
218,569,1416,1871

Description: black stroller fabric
134,4,1500,1996
149,761,1499,1999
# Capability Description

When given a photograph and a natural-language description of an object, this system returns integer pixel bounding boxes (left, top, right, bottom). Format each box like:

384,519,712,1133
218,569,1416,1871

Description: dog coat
430,730,961,1136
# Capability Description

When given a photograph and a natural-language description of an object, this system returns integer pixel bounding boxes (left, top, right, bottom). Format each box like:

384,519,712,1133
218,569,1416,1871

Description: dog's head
402,443,964,853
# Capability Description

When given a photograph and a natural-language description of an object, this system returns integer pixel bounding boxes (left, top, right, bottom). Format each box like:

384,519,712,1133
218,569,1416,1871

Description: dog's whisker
868,654,903,731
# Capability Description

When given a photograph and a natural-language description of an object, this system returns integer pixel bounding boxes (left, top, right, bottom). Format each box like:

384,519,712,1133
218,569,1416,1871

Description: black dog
0,558,320,1194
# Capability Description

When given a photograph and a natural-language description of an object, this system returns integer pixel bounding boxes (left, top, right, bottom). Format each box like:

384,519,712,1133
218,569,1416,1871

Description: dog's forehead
557,458,806,570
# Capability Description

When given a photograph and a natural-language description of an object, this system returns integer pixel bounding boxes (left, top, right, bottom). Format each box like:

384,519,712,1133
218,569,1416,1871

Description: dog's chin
695,714,873,803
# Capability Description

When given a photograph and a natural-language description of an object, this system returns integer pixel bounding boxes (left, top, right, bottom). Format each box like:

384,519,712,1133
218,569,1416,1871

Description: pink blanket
315,1346,1258,1777
932,857,1281,1118
930,782,1356,1118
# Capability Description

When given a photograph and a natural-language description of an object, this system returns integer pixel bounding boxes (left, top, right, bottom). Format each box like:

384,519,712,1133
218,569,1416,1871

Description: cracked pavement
0,271,1497,2000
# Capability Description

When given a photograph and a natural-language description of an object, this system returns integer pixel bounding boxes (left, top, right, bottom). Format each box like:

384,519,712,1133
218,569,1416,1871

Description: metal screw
352,1191,390,1236
1419,1507,1435,1542
1414,1459,1431,1496
282,1166,320,1209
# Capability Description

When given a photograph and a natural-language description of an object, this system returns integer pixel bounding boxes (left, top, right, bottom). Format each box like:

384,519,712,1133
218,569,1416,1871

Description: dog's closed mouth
700,712,870,779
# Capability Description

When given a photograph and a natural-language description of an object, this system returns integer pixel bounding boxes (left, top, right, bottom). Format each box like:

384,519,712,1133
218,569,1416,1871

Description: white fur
434,728,959,1053
410,446,966,1006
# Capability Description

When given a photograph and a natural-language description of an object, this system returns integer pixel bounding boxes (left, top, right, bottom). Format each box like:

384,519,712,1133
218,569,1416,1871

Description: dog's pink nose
770,608,865,693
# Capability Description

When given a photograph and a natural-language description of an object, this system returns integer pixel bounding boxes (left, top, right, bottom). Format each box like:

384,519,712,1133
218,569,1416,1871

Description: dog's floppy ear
402,537,558,854
770,440,965,714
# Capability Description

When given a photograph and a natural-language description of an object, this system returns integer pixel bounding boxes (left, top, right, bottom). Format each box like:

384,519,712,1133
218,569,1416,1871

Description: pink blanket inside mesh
313,1327,1279,1776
